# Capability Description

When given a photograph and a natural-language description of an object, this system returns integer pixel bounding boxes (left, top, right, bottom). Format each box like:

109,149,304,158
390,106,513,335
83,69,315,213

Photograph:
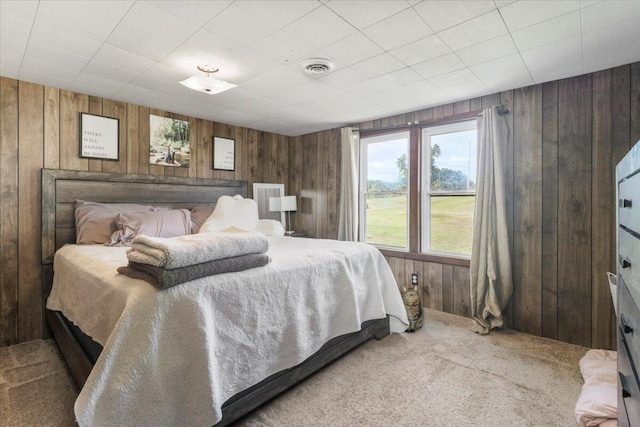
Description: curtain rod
354,104,509,134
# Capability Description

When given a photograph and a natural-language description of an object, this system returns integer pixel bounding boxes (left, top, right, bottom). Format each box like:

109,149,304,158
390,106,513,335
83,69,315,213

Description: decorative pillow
255,219,285,236
108,209,191,246
75,200,162,245
190,206,215,234
199,195,259,233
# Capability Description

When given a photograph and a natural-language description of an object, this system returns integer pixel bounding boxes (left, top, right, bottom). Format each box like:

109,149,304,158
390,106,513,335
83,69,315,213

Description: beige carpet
1,309,587,426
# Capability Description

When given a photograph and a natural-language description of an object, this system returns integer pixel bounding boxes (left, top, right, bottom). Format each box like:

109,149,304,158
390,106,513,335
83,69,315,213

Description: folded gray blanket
126,227,269,269
118,253,271,289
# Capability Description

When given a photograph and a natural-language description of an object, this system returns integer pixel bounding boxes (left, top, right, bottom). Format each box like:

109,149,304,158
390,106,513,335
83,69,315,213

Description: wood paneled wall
0,77,289,346
288,63,640,349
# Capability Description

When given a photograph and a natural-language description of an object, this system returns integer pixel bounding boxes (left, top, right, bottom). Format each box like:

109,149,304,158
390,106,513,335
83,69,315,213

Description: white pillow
255,219,285,236
199,195,259,233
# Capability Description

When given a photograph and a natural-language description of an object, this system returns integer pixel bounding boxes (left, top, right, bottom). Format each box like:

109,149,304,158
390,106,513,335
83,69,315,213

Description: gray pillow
108,209,192,246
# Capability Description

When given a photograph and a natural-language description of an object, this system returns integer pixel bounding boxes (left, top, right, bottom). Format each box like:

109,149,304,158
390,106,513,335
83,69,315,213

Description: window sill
379,249,471,268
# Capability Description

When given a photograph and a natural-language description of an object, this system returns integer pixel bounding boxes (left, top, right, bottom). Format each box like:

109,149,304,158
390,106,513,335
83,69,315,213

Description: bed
41,169,408,426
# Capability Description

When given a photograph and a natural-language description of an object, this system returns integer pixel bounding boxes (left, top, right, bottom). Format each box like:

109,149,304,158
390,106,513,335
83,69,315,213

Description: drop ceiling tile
389,35,452,66
455,34,518,67
319,67,369,88
24,41,90,73
0,65,20,79
29,23,102,58
235,1,320,31
444,79,489,99
144,61,193,84
69,72,128,98
437,10,508,51
362,8,433,51
284,6,357,50
228,49,282,78
470,53,525,79
582,0,640,32
241,65,310,97
83,60,140,83
345,67,423,96
510,11,580,52
0,33,28,69
19,69,73,90
178,29,246,63
527,52,582,83
325,1,410,30
20,56,80,82
252,30,316,65
519,35,582,69
147,0,232,26
203,4,281,47
499,0,579,32
270,79,337,104
131,74,194,97
321,32,384,66
0,1,38,39
481,67,533,91
367,81,444,107
93,44,155,74
35,0,133,40
430,68,479,89
348,53,405,79
494,0,516,6
411,53,465,79
106,1,199,61
413,1,495,33
583,19,640,73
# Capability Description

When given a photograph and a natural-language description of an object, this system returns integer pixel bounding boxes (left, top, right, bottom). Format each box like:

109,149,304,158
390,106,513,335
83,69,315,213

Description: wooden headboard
41,169,248,266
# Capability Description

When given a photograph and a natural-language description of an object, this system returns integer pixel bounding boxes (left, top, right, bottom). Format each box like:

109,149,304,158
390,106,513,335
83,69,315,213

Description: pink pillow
75,200,162,245
108,209,191,246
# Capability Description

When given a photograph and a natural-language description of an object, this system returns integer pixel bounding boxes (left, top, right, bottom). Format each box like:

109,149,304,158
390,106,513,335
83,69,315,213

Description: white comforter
47,236,408,427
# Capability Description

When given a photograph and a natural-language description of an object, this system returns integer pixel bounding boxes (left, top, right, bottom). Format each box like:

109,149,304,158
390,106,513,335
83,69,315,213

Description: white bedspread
47,237,408,427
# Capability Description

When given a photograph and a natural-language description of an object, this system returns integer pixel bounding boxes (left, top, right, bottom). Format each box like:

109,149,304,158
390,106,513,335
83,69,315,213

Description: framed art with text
213,136,235,171
80,113,119,160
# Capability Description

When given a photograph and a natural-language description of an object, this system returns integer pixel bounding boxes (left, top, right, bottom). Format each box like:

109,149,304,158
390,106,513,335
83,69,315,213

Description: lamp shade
281,195,297,212
268,197,281,212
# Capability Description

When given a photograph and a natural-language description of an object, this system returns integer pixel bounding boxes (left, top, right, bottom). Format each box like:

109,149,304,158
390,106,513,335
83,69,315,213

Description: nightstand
286,231,308,238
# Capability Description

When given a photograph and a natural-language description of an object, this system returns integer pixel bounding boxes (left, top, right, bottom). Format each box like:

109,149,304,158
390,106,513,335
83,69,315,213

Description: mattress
47,236,408,427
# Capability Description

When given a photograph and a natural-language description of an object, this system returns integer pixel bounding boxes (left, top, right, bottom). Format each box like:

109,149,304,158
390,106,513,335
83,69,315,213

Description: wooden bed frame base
47,309,390,426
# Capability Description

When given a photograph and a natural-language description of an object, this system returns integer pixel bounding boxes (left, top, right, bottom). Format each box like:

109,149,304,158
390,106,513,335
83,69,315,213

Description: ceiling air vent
300,58,335,76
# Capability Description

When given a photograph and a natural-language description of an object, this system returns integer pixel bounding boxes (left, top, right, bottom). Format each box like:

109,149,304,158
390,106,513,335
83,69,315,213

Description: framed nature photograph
149,115,190,168
80,113,119,160
213,136,235,171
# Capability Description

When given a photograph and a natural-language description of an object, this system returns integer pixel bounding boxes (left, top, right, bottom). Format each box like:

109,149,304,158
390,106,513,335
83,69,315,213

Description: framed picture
149,114,190,168
80,113,119,160
213,136,235,171
253,183,285,226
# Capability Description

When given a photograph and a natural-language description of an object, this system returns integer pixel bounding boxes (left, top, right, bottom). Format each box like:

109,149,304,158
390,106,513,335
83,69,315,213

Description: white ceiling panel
438,10,509,51
203,4,281,48
499,0,579,32
106,1,198,61
147,0,232,27
390,35,452,66
321,32,384,67
348,53,405,79
413,1,496,33
1,1,639,136
510,10,581,52
0,1,38,40
455,34,518,67
362,8,433,51
285,6,356,50
325,1,410,30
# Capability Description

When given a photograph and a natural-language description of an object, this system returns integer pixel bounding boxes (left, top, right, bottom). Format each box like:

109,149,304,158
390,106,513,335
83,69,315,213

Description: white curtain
337,127,359,241
470,107,513,334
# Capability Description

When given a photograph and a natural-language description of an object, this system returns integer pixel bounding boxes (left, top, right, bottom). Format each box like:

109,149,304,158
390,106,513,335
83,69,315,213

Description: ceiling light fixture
300,58,335,76
179,65,237,95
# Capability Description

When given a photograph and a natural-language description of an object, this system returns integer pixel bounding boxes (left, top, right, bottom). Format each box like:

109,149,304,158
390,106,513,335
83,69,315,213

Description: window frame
421,120,477,258
358,111,481,267
359,130,410,251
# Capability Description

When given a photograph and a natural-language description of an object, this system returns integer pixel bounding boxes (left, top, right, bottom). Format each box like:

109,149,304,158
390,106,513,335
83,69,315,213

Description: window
421,121,477,256
359,131,409,249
